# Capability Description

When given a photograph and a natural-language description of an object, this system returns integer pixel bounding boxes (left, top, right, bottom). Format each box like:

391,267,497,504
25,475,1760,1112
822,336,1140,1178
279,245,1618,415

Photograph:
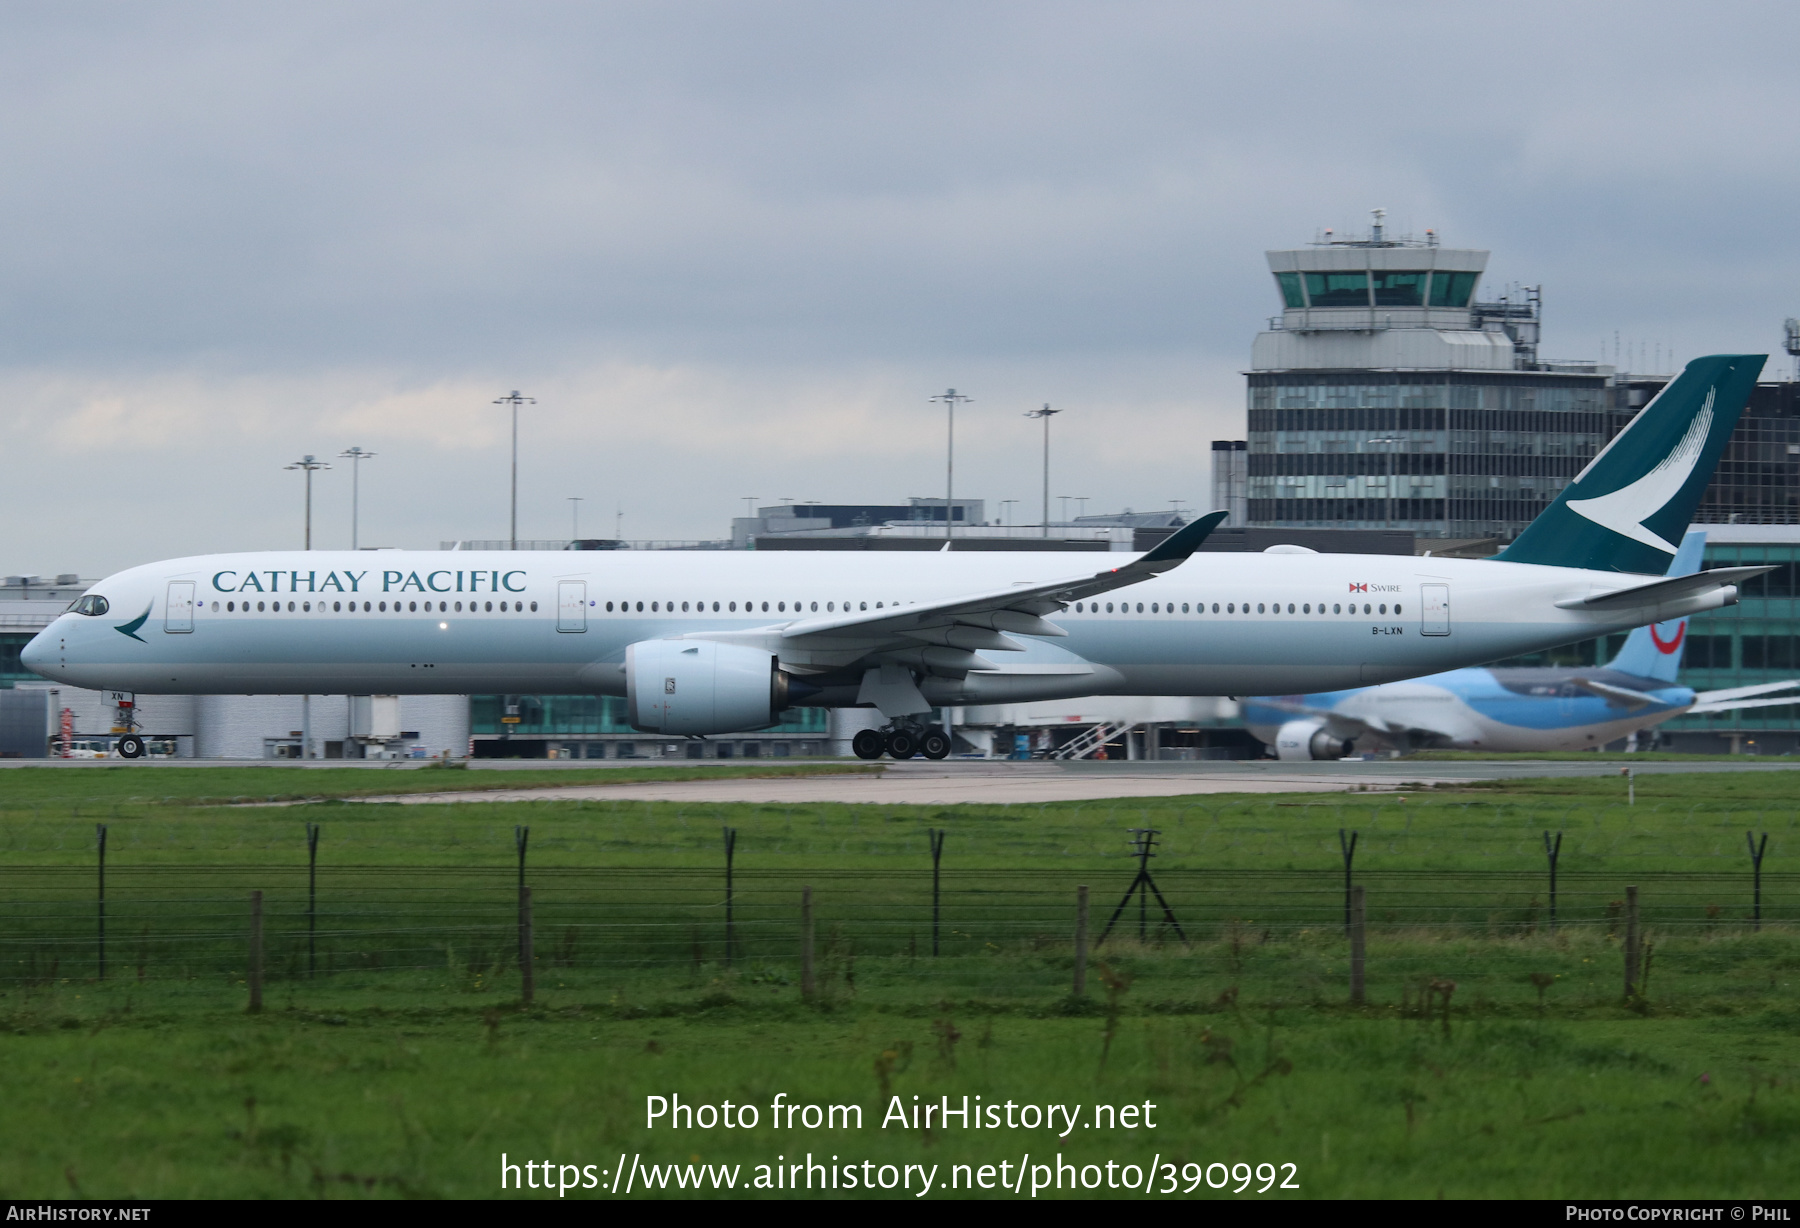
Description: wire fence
2,864,1792,1003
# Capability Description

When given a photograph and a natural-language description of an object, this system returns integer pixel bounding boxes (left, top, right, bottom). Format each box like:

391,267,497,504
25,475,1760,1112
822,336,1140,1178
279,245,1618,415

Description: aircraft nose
19,627,59,679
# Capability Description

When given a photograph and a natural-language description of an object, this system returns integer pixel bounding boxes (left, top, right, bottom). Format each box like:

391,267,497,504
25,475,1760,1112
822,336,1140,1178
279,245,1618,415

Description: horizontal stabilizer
1554,566,1772,610
1693,679,1800,704
1687,694,1800,715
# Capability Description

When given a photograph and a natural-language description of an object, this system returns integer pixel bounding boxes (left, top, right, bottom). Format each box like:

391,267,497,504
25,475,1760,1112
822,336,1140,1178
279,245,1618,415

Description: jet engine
1273,719,1354,761
625,639,793,734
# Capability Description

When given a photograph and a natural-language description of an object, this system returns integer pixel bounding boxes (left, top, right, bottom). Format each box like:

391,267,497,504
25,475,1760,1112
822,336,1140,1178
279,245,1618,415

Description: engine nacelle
1274,718,1354,761
626,639,791,734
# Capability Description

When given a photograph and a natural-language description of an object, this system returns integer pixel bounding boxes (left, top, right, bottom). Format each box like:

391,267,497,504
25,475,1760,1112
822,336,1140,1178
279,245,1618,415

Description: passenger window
1212,603,1219,613
1287,604,1295,614
1150,603,1158,613
1226,603,1233,613
530,601,538,612
1395,604,1402,614
712,602,720,612
1256,603,1264,613
860,602,867,611
485,601,493,612
761,601,769,612
827,602,835,612
1363,603,1372,614
1105,602,1114,613
810,601,818,612
1303,604,1310,613
1379,603,1387,615
227,601,235,612
1333,603,1341,614
257,601,266,612
211,601,219,612
875,602,883,609
778,602,785,612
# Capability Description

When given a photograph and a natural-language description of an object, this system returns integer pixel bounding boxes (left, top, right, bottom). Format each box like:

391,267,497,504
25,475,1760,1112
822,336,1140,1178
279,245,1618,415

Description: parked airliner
1243,532,1800,757
24,355,1773,760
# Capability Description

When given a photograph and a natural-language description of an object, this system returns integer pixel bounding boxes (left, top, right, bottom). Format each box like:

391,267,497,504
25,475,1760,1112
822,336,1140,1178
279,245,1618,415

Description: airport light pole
1025,404,1062,537
494,390,536,549
568,496,583,540
930,389,972,542
285,455,331,550
338,447,376,550
285,453,330,761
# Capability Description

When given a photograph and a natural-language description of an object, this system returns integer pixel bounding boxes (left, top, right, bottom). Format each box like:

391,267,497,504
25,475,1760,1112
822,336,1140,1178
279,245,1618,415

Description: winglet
1139,510,1229,568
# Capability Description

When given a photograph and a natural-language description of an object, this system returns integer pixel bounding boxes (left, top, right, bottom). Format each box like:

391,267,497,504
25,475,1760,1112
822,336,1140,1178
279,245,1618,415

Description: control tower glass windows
1371,271,1426,307
1303,271,1369,308
1428,271,1478,307
1275,272,1305,309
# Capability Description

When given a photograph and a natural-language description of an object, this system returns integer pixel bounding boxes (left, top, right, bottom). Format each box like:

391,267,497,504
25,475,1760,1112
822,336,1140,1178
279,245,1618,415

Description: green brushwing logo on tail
1497,354,1765,574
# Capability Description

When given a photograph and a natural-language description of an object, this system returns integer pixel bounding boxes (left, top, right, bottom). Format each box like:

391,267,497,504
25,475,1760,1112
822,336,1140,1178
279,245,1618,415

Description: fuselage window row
1065,600,1400,617
213,599,537,614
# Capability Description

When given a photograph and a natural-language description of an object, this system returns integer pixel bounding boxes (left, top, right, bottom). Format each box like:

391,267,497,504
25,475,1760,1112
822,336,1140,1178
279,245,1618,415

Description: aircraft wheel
852,729,886,760
117,734,146,759
920,728,951,759
886,729,919,760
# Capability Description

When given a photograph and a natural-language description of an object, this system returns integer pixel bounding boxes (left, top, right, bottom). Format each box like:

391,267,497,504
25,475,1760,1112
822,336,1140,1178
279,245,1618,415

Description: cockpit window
72,594,109,617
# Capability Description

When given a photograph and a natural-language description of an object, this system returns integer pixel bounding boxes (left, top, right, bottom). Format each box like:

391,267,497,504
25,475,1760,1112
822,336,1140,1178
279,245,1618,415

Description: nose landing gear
117,734,146,759
852,722,953,761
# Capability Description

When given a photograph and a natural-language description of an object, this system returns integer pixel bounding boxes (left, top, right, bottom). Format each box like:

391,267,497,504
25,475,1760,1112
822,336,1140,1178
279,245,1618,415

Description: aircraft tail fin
1496,355,1762,573
1605,530,1706,681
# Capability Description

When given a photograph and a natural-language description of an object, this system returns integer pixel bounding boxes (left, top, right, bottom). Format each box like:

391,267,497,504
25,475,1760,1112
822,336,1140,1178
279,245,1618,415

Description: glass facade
1246,371,1621,538
1273,269,1479,310
470,694,828,737
0,633,34,685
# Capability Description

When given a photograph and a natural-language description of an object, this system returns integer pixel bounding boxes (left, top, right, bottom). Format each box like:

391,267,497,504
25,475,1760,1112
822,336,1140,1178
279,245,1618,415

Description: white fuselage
23,549,1721,705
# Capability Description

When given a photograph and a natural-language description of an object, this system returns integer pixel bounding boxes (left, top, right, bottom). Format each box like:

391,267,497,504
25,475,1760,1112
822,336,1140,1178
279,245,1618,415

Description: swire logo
1348,583,1368,593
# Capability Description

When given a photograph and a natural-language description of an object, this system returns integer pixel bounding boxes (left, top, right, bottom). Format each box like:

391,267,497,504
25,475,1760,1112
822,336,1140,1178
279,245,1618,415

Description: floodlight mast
493,391,536,549
1784,318,1800,381
930,389,971,542
284,454,331,550
338,447,376,550
1025,404,1062,537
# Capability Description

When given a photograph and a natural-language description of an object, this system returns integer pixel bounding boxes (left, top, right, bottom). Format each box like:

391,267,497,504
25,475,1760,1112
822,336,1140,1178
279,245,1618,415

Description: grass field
0,766,1796,1199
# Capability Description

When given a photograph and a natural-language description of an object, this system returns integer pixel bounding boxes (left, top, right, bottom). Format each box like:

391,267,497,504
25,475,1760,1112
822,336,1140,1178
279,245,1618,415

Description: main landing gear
852,723,952,761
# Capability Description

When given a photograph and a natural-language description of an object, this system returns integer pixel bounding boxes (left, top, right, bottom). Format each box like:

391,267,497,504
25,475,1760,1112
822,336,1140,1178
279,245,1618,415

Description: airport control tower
1242,211,1623,543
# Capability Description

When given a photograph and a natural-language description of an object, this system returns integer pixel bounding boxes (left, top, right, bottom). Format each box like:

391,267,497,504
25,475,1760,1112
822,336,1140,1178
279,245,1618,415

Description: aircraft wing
1568,677,1657,709
685,512,1228,689
1248,695,1459,742
1686,694,1800,715
1554,566,1772,610
1693,679,1800,704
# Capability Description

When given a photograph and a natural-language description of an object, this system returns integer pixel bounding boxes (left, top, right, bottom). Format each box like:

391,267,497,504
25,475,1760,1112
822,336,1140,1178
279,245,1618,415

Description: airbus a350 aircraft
1243,532,1800,758
24,355,1773,760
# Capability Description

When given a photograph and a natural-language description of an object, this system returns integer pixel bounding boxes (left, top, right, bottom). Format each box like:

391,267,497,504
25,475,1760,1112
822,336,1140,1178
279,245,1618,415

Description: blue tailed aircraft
1243,532,1800,758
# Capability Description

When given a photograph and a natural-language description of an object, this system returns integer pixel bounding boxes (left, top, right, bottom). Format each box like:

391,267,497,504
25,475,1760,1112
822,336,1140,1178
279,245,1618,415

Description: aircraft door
1419,584,1450,636
557,580,587,633
164,581,195,633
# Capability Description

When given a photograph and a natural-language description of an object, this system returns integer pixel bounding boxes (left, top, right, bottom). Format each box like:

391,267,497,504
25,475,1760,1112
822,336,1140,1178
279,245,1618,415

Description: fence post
1338,828,1358,935
248,890,263,1014
1748,831,1768,933
800,886,815,1000
1544,830,1562,931
306,822,320,978
1349,884,1366,1005
723,826,737,966
519,884,535,1006
1623,885,1640,999
96,824,107,982
929,828,945,957
1073,885,1089,998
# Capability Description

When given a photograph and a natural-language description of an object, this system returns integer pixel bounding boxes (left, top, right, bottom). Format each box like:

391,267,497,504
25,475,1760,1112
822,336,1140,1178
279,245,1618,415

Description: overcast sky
7,1,1800,576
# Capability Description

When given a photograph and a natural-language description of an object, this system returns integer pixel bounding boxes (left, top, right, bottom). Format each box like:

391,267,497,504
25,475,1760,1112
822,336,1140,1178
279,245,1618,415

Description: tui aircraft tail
1496,355,1763,573
1605,530,1706,682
